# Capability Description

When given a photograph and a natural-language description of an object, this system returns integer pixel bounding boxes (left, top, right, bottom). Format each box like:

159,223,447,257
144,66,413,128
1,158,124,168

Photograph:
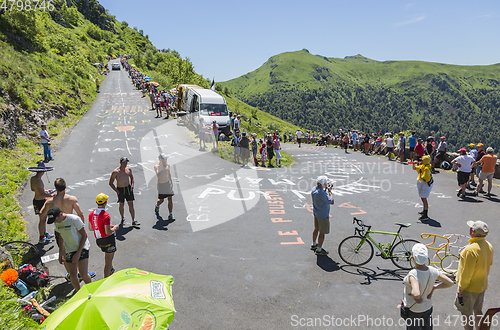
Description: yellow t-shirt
456,237,494,293
415,164,432,182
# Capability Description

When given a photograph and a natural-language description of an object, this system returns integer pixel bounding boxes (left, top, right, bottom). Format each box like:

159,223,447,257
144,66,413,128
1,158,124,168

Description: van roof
194,89,226,104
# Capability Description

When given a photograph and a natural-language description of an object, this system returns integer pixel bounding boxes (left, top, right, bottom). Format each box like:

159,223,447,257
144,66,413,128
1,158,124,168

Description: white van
179,85,231,136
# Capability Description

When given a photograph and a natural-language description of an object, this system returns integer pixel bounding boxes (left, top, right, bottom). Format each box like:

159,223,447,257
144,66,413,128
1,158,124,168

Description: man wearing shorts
451,149,475,198
474,147,497,198
88,193,119,278
310,176,334,256
29,161,55,244
296,129,302,148
47,207,91,292
109,157,138,226
455,221,493,330
154,154,175,221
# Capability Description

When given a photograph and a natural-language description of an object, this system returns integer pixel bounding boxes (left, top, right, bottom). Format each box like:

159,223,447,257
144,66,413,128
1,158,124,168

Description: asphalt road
20,61,500,330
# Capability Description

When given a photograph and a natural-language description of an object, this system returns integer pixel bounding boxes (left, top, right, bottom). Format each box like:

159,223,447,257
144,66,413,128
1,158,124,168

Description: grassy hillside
223,49,500,151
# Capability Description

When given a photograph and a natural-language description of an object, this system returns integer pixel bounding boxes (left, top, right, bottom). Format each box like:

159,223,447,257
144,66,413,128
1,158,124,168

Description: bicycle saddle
395,222,411,228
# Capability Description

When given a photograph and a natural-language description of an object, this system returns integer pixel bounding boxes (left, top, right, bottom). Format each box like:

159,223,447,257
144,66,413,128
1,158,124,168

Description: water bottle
14,279,29,296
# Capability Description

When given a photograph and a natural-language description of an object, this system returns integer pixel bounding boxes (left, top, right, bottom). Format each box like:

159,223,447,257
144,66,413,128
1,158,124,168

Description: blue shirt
409,135,417,148
311,186,333,219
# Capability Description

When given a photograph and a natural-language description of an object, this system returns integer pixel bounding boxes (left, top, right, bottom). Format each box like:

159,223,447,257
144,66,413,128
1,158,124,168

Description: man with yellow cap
88,193,119,278
413,155,433,221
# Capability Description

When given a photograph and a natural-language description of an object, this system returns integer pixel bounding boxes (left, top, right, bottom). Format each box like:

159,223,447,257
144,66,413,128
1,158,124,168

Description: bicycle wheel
440,254,460,275
1,241,40,268
338,236,374,266
390,239,420,270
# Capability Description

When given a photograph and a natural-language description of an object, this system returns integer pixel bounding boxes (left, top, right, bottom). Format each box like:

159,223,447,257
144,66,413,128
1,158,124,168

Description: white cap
412,243,429,266
159,153,168,160
467,220,489,236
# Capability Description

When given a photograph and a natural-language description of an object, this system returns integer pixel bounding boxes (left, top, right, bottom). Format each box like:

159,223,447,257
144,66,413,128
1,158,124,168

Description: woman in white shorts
413,155,433,221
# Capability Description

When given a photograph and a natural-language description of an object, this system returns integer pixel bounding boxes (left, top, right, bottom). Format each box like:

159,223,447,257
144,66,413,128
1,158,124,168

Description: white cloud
395,15,426,27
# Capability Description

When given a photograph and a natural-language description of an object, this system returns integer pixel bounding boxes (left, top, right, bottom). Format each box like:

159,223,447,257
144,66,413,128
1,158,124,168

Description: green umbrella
41,268,175,330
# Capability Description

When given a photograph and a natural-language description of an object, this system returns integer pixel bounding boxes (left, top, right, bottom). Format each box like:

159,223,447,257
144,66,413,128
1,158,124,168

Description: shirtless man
109,157,139,226
154,154,175,221
29,161,55,244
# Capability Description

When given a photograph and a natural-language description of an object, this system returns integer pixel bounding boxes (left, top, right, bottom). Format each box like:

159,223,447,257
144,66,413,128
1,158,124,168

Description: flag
210,78,215,92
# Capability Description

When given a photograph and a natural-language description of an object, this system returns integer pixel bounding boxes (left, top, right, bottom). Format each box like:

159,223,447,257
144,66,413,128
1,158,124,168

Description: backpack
18,264,49,289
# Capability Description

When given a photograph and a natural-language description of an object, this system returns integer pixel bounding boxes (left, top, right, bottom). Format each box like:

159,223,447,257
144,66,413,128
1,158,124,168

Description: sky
100,0,499,82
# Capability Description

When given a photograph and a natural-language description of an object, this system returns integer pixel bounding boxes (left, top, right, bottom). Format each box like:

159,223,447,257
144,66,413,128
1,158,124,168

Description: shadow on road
418,218,442,227
152,214,175,231
340,265,407,285
458,196,484,203
316,255,340,272
115,225,134,241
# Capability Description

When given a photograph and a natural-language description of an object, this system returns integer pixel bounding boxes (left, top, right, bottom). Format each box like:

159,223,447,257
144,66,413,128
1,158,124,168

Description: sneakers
310,243,318,251
154,205,159,214
419,214,430,221
65,271,97,282
315,248,329,256
486,193,491,198
472,191,478,197
418,210,425,215
120,219,125,225
44,232,54,239
132,220,140,226
110,267,116,275
38,237,52,244
168,214,175,221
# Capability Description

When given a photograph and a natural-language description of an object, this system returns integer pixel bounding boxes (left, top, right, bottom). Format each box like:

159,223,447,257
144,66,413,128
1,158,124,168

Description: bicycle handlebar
353,217,371,234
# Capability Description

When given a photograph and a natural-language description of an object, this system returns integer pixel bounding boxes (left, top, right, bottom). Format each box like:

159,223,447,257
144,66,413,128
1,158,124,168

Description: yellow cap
422,155,431,165
96,193,108,204
469,143,475,148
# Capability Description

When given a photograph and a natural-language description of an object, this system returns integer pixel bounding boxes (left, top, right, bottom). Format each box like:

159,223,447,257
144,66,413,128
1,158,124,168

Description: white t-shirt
455,154,475,173
54,214,90,253
40,129,50,144
403,267,440,313
387,137,394,148
234,118,240,130
296,131,302,138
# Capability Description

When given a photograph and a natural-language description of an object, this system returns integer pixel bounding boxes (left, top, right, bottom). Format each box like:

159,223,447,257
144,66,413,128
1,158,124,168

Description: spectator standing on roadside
415,139,425,161
474,143,486,189
401,244,454,330
260,141,267,167
88,193,119,278
48,207,91,292
251,133,258,166
473,147,497,198
29,161,55,244
455,221,494,330
343,134,349,153
198,117,207,151
274,135,282,167
296,129,302,147
266,134,275,167
433,137,448,169
310,176,334,256
234,115,241,132
386,134,395,160
408,131,417,162
240,132,250,167
451,149,476,198
425,137,436,170
40,123,53,163
395,132,406,163
231,114,236,132
352,130,358,151
467,144,478,187
154,154,175,220
154,94,162,118
233,130,241,164
109,157,139,226
211,120,219,150
413,156,433,221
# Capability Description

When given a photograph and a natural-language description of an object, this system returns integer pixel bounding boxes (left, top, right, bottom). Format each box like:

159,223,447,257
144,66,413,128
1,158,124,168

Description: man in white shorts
413,155,433,221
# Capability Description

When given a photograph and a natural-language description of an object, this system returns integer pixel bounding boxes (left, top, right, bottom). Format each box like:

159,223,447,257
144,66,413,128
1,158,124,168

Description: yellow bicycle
420,233,470,274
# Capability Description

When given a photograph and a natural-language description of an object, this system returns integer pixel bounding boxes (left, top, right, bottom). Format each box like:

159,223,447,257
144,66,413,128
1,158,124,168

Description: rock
0,245,14,272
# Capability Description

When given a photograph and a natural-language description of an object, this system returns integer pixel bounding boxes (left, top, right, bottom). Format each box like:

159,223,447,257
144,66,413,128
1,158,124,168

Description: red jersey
89,209,111,239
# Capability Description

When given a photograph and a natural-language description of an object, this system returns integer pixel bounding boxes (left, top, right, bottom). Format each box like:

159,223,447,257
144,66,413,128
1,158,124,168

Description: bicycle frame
356,227,406,258
421,233,450,266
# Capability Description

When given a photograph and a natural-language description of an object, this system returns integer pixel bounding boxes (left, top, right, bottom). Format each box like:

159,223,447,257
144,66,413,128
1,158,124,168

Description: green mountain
0,0,156,148
222,49,500,151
